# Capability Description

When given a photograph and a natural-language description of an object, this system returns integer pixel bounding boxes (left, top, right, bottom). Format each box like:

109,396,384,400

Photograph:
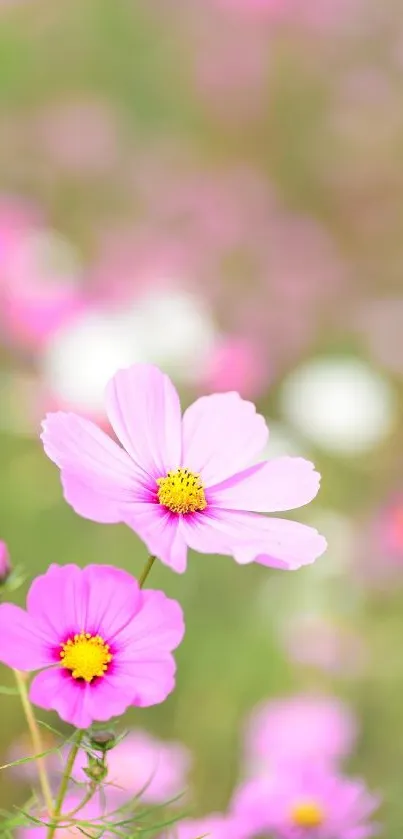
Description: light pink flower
18,793,109,839
199,336,269,399
282,615,369,677
166,813,238,839
0,564,184,728
233,768,380,839
34,98,119,177
244,694,357,774
41,364,326,574
0,540,10,581
73,730,191,803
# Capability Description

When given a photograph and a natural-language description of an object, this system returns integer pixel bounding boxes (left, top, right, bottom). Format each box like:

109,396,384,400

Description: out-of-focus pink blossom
0,541,10,581
355,495,403,591
166,813,238,839
353,298,403,377
126,157,346,378
34,99,120,176
244,694,357,774
233,767,380,839
211,0,366,34
199,336,269,399
281,614,368,677
74,730,191,804
19,793,110,839
0,200,84,350
375,495,403,560
193,21,269,122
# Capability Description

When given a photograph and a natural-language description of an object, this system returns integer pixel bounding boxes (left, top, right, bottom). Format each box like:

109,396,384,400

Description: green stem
13,670,54,816
63,782,97,818
47,730,84,839
138,555,156,588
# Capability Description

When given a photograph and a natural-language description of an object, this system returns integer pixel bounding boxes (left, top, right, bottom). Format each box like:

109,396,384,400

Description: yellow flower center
156,468,207,515
60,633,112,683
291,801,324,828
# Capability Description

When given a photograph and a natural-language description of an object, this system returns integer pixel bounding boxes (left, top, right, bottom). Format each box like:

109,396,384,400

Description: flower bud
87,727,116,753
0,542,10,583
83,756,108,783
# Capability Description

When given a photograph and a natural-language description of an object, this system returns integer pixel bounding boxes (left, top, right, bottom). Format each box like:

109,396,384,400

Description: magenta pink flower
233,768,380,839
41,364,326,573
0,564,184,729
0,540,10,581
244,694,357,774
73,730,191,803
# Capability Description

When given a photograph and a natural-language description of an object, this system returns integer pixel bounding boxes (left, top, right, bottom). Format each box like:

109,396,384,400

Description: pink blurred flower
167,814,238,839
0,564,184,728
41,363,326,574
0,541,10,582
233,768,380,839
373,494,403,561
355,495,403,591
193,21,269,122
199,336,269,399
0,201,84,349
244,694,357,774
281,614,368,677
74,730,191,803
354,298,403,377
213,0,366,33
19,793,109,839
34,99,119,177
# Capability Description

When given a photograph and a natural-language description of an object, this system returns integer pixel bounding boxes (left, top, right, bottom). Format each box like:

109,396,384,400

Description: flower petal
81,565,142,639
83,673,139,723
41,412,140,523
29,668,94,729
27,564,88,642
116,656,177,707
105,364,182,478
0,604,54,670
181,510,327,569
61,473,126,523
123,504,188,573
27,564,143,644
209,457,321,513
182,392,268,485
114,590,185,652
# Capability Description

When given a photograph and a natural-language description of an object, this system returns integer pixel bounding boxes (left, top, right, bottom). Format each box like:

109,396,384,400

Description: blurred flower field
1,0,403,836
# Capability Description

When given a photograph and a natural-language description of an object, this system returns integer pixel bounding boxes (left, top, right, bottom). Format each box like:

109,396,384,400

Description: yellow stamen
60,633,112,683
156,468,207,515
291,801,324,828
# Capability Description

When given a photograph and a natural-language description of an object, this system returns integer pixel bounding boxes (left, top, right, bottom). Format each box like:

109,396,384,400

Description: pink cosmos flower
73,730,191,803
0,540,10,581
41,364,326,574
233,768,380,839
0,564,184,729
244,694,357,774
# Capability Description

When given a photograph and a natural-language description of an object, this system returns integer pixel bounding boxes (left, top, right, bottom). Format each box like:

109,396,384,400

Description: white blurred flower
40,290,217,414
279,356,396,455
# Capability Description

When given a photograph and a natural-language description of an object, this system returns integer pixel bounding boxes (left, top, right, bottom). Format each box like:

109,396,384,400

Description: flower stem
138,554,156,588
63,782,97,818
13,669,54,816
47,729,84,839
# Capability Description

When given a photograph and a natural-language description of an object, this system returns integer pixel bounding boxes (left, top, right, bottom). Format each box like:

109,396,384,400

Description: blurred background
1,0,403,835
